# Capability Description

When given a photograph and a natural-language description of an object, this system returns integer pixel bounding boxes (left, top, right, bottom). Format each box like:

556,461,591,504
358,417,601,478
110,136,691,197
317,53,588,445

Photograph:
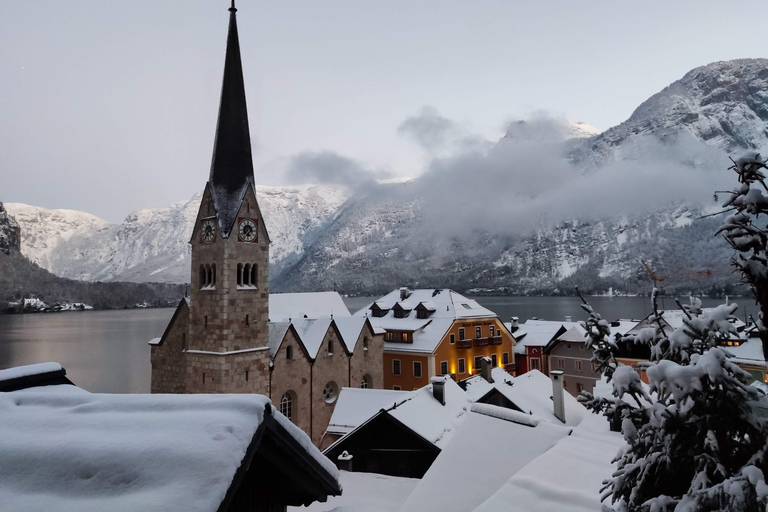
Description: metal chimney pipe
550,370,566,423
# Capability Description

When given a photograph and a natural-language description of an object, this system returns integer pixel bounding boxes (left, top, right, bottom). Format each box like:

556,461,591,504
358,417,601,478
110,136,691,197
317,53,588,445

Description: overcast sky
2,0,767,223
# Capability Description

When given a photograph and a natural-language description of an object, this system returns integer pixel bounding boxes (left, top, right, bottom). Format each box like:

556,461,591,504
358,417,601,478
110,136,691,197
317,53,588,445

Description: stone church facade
150,3,382,446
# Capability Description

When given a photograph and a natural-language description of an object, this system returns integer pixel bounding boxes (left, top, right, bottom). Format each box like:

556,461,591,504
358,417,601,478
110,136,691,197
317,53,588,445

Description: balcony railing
471,335,502,347
457,339,473,349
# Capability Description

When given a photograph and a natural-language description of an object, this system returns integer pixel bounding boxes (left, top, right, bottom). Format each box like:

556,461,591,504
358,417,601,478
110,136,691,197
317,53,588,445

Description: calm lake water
0,295,760,393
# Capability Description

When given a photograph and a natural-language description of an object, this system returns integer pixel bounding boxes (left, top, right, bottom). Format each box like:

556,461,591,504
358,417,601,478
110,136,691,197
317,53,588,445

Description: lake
0,295,759,393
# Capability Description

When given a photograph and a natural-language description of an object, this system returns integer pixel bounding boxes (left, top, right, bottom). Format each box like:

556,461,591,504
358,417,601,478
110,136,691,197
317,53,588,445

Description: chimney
431,376,446,405
337,450,353,472
480,356,494,383
550,371,566,423
510,316,519,332
400,287,411,300
564,315,572,323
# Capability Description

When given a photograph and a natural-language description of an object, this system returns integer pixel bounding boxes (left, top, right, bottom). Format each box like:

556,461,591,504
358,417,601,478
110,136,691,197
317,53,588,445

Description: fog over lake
0,295,758,393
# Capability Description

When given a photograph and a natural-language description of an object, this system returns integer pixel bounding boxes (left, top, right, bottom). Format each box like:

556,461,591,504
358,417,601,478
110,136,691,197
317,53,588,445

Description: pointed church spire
209,0,255,237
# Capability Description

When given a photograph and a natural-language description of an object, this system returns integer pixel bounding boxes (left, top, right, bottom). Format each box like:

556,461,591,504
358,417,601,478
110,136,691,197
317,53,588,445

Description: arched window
181,333,187,351
280,391,294,422
360,374,372,389
363,336,370,351
250,264,257,288
205,264,212,288
286,345,294,361
211,263,216,287
199,265,206,289
243,264,251,286
237,263,243,286
328,338,334,355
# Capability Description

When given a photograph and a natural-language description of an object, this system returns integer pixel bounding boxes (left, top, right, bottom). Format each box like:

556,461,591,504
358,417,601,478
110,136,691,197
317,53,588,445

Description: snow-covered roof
726,338,767,368
0,386,339,512
333,317,369,353
508,320,577,354
626,308,742,339
0,362,63,382
269,321,292,358
463,368,586,427
269,292,351,322
387,377,470,449
471,413,624,512
148,337,161,346
400,404,571,512
355,289,498,354
325,387,409,436
292,470,419,512
292,318,334,359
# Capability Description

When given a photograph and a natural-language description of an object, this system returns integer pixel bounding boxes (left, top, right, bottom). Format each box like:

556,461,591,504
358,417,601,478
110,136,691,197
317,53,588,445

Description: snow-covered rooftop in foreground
355,289,499,354
471,413,624,512
270,292,351,322
289,470,419,512
400,404,571,512
0,362,63,382
326,387,409,436
0,386,337,512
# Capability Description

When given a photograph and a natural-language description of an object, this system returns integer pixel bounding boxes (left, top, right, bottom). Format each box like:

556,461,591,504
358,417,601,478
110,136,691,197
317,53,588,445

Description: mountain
6,59,767,296
7,184,350,284
0,202,20,255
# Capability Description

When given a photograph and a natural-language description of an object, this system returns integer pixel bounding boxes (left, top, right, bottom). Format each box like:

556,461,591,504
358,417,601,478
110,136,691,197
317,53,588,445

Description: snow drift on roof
400,405,571,512
0,362,63,382
333,317,369,353
292,317,334,359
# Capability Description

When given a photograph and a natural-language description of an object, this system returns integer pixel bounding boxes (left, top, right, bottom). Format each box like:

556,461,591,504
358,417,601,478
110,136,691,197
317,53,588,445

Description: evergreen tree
578,154,768,511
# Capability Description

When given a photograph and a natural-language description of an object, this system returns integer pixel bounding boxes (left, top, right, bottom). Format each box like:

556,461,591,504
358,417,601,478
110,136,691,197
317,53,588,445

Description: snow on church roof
292,317,334,359
269,292,350,322
333,316,369,353
0,386,337,512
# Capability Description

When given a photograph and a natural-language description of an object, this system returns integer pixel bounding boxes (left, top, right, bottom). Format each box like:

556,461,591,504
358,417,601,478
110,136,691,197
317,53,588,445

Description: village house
148,2,383,447
507,318,578,375
0,362,341,512
355,288,516,390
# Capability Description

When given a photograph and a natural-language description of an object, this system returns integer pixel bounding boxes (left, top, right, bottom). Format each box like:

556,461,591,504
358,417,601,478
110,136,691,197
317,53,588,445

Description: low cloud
398,106,490,156
285,151,388,190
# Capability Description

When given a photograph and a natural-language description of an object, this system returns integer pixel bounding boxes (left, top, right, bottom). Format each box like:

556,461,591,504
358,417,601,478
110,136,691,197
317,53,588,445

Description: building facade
357,288,516,390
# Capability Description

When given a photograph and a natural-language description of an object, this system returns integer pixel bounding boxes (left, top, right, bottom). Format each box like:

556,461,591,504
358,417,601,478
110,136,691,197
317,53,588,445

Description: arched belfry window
211,263,216,287
251,264,257,288
238,263,258,289
200,264,216,289
199,265,206,289
237,263,243,286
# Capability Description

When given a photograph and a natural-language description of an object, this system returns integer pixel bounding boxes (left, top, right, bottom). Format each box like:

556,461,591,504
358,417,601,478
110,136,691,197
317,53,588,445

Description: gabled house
0,362,341,512
323,376,469,478
507,318,577,375
356,288,516,390
323,387,408,448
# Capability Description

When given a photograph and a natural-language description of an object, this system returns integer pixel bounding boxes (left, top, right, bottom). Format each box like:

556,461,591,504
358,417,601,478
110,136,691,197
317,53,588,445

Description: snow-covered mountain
7,184,350,283
0,202,20,255
7,59,767,294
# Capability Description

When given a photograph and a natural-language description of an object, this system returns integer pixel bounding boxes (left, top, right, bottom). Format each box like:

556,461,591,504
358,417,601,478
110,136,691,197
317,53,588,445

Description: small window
458,358,466,374
567,343,572,350
322,381,339,404
461,303,472,310
489,325,495,337
413,361,422,378
245,370,249,382
576,383,584,393
204,315,208,328
558,358,565,369
575,360,582,371
475,326,482,339
474,356,483,372
280,392,293,421
363,337,370,351
440,361,448,375
181,333,186,351
491,354,498,367
393,359,401,375
245,314,249,326
531,358,541,371
502,352,509,365
360,374,372,388
458,328,465,341
202,373,206,384
286,345,294,361
328,338,334,355
394,385,401,391
450,333,455,344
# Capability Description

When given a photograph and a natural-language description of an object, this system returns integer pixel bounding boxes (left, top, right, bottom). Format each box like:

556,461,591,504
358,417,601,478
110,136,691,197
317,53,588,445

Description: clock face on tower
201,219,216,243
238,217,258,243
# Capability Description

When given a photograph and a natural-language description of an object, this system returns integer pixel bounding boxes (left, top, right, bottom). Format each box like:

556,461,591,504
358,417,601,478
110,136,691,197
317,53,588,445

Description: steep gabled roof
208,4,256,238
269,292,351,322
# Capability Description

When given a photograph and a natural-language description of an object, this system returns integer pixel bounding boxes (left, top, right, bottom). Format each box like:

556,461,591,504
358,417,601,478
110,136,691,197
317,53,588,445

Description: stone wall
349,323,384,390
269,328,312,437
150,301,189,394
310,325,349,445
185,348,270,394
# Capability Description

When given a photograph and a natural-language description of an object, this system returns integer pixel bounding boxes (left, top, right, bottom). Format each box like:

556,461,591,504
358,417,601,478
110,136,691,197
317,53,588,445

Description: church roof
208,3,256,238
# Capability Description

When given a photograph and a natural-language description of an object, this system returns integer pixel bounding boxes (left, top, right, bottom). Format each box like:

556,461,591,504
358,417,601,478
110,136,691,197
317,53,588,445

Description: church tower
185,1,270,393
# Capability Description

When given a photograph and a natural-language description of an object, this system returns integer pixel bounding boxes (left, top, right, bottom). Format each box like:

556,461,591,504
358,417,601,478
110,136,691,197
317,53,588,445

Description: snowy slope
7,184,350,284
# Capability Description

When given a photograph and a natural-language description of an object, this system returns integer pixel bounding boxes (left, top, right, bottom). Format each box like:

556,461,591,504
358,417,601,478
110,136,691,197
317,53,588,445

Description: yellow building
356,288,516,390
